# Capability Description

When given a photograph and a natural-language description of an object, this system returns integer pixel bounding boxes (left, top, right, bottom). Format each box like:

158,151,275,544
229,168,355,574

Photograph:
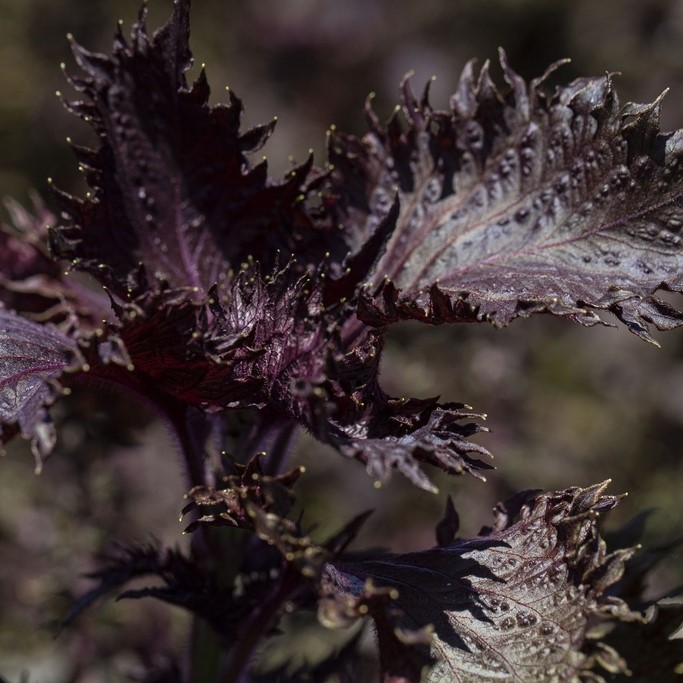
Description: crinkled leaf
60,257,486,490
43,0,496,491
205,265,331,413
91,283,245,408
131,266,491,490
327,53,683,343
328,399,492,493
83,263,329,413
182,451,326,581
51,0,325,297
183,459,374,584
320,482,640,682
183,466,372,585
0,309,80,468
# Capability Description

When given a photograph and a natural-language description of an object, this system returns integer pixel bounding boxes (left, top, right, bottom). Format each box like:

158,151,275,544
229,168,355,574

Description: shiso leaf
327,400,492,493
320,482,640,682
0,195,109,325
8,0,683,490
0,309,81,468
326,53,683,343
57,542,238,641
51,0,324,298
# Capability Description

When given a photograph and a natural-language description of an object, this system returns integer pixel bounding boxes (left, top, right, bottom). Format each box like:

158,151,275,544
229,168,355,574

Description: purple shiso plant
1,1,683,681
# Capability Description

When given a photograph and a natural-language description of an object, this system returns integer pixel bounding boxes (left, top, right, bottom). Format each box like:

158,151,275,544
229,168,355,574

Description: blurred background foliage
1,0,683,680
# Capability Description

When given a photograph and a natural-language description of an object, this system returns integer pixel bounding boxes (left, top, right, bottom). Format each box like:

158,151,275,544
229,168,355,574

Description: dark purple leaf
0,195,109,325
320,482,640,682
183,462,375,589
83,263,330,414
89,264,490,489
326,53,683,343
51,0,328,298
328,400,492,493
0,309,80,469
107,263,490,490
44,0,496,490
436,495,460,547
59,542,238,641
205,264,331,413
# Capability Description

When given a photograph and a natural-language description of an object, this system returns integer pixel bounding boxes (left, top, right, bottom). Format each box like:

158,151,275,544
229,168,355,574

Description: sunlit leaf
326,54,683,343
321,482,640,682
0,309,80,468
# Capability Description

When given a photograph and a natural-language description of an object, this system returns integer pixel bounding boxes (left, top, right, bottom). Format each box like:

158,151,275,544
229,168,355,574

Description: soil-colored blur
0,0,681,680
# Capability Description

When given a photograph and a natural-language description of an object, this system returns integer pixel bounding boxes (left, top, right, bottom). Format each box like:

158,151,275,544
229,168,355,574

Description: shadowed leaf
320,482,640,682
59,542,238,641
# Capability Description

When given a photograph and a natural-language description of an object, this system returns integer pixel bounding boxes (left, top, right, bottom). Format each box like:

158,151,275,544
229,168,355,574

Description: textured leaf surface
0,309,79,466
39,0,683,495
52,0,324,297
320,483,639,682
107,265,490,490
329,400,492,492
327,54,683,342
88,264,329,412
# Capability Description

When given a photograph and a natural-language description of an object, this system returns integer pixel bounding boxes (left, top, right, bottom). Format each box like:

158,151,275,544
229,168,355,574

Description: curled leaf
181,453,303,535
0,309,81,468
0,195,109,326
329,400,492,493
327,54,683,343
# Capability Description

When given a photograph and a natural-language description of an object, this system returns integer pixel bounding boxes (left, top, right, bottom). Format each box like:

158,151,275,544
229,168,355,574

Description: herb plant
1,1,683,681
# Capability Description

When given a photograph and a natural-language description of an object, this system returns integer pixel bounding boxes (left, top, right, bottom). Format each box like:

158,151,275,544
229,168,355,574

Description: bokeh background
1,0,683,680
